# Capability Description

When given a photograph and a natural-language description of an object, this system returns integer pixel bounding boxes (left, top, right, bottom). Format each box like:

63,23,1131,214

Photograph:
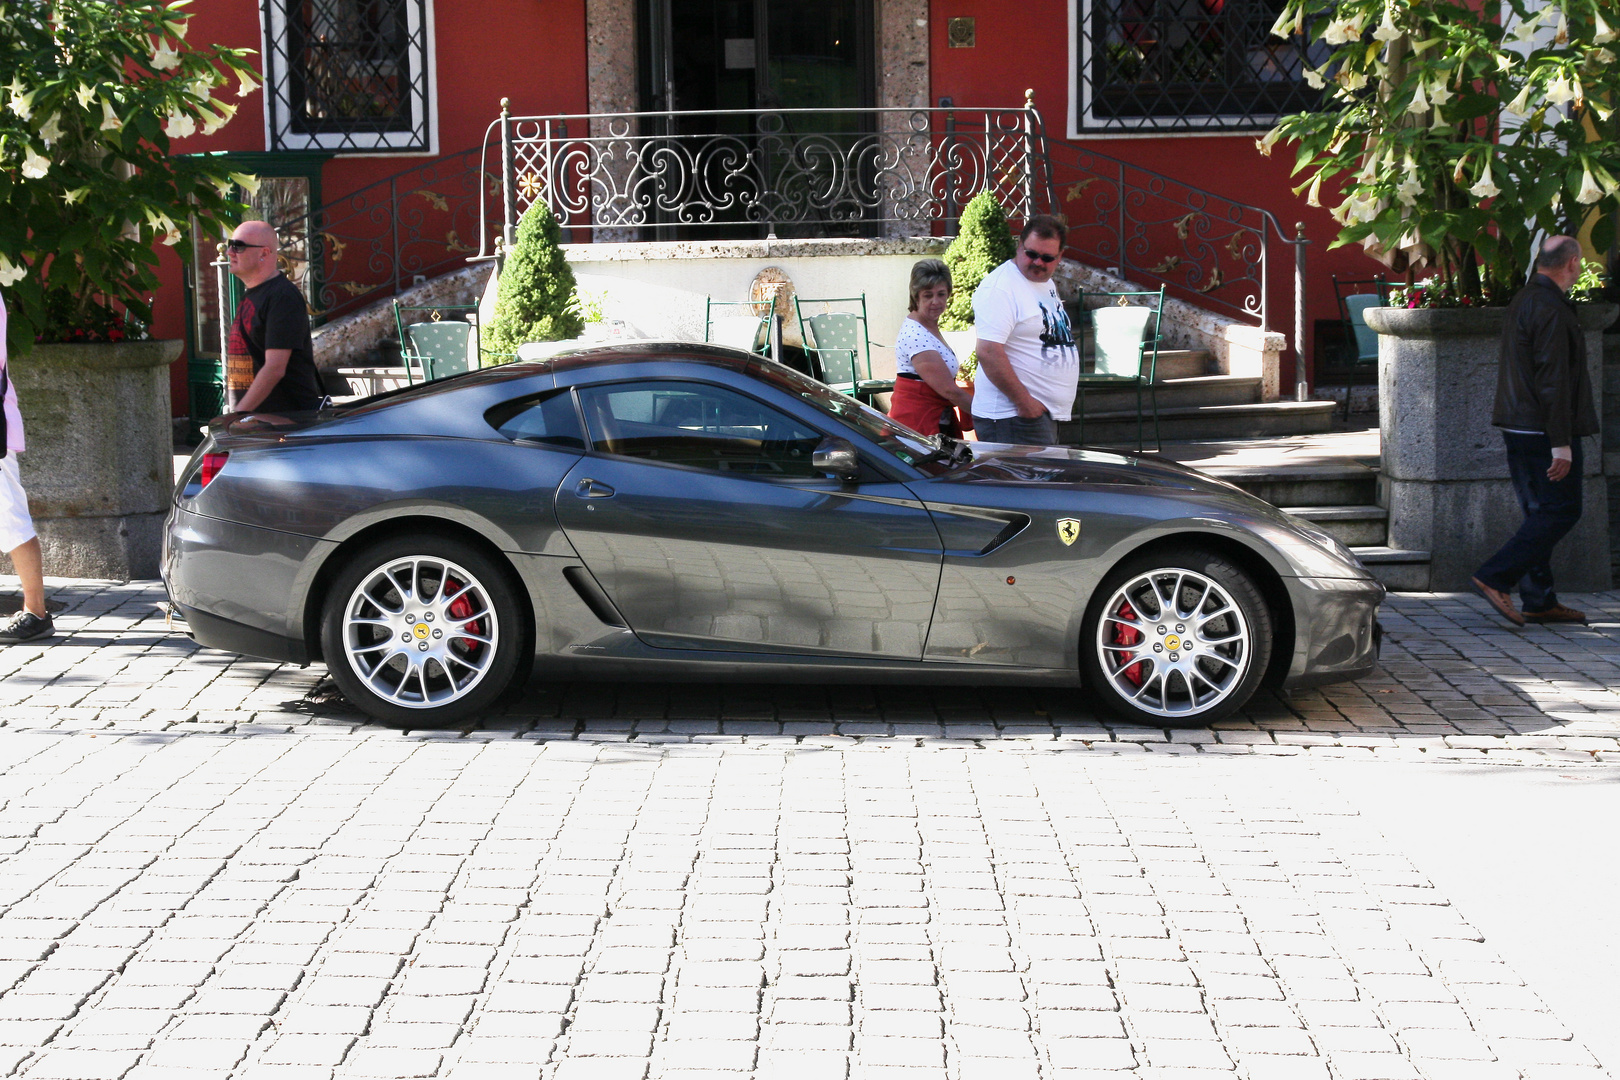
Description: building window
262,0,434,153
1071,0,1326,134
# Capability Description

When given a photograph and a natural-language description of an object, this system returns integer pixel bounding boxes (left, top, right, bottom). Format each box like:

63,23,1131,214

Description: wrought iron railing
270,145,490,319
268,96,1310,395
478,101,1046,250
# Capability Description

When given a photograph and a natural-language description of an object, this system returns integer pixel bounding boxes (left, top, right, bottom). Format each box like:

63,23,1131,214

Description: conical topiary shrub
481,202,584,361
939,191,1017,334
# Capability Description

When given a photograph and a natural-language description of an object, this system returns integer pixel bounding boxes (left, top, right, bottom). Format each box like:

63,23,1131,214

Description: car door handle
575,478,615,499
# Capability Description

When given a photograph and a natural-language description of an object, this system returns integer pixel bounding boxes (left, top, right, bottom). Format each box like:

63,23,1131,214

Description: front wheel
1081,548,1273,726
320,535,525,727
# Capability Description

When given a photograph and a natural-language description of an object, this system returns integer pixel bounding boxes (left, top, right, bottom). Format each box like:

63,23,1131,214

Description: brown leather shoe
1471,577,1525,626
1523,603,1587,624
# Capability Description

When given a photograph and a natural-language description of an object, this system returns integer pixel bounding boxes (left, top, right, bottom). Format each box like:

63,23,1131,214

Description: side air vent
563,565,627,627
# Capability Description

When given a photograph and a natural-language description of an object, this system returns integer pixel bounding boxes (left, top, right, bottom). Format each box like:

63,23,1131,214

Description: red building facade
154,0,1383,416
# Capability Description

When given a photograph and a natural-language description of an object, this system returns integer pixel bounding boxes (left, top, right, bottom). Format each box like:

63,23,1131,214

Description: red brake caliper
447,580,483,659
1112,600,1148,686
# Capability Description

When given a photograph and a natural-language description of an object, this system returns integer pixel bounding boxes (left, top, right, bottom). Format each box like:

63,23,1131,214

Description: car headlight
1254,519,1369,579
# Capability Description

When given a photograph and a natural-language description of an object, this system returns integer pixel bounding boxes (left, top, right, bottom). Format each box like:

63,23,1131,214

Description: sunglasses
1022,248,1058,265
225,239,265,253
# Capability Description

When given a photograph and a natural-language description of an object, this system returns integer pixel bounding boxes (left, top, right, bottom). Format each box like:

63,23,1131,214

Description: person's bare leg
10,537,45,617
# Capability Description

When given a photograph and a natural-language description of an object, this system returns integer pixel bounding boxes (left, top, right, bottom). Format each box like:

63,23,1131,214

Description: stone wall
1369,305,1615,593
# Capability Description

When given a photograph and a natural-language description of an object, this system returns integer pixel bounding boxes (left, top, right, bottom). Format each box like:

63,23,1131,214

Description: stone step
1059,400,1338,446
1075,375,1260,414
1151,349,1214,381
1207,464,1379,508
1278,504,1389,547
1351,546,1432,592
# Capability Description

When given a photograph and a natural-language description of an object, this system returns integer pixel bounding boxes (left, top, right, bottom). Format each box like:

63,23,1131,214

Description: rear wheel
320,535,524,727
1081,548,1272,726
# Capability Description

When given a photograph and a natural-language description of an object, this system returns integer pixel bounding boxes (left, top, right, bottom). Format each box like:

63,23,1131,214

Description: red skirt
888,376,972,438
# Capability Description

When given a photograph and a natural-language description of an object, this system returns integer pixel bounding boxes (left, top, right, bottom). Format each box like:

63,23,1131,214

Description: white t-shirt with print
893,318,958,378
968,260,1079,420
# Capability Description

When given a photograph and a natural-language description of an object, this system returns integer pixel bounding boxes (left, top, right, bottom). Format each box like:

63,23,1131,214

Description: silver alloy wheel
341,555,500,709
1096,567,1251,719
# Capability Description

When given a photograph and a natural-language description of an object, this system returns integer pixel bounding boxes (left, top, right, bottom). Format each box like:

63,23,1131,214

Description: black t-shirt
227,273,322,412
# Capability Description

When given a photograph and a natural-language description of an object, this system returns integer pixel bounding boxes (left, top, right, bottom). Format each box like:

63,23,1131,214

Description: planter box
1365,304,1615,593
1,339,181,580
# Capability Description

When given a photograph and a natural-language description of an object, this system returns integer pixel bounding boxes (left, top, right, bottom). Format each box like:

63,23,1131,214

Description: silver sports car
164,344,1382,727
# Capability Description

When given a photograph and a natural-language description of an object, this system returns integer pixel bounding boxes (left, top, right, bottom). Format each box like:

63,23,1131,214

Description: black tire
320,534,526,727
1081,547,1273,727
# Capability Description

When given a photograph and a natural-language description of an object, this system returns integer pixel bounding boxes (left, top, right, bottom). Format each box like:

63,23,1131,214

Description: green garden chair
393,300,479,383
792,294,893,403
704,298,772,357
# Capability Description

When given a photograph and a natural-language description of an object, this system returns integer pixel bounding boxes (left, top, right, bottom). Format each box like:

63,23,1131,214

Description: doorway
639,0,876,238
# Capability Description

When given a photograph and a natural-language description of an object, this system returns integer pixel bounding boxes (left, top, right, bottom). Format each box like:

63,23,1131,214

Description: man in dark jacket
1472,235,1597,625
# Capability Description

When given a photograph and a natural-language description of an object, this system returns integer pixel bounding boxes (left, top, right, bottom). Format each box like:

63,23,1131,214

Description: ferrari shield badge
1056,518,1082,546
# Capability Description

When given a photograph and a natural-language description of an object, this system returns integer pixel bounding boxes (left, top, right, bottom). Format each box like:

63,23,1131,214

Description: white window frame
1066,0,1305,139
261,0,438,157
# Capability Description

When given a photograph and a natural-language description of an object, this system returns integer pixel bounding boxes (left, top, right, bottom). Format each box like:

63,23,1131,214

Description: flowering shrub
1389,262,1608,307
1259,0,1620,301
0,1,257,355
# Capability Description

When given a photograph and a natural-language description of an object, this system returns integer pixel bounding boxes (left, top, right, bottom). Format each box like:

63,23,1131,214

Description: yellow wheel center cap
414,623,430,640
1164,634,1182,651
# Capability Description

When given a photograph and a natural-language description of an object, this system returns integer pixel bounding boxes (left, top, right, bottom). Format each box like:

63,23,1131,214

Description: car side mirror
812,436,860,481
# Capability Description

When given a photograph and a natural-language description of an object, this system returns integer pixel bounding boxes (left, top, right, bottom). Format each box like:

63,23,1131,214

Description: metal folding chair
1074,287,1165,452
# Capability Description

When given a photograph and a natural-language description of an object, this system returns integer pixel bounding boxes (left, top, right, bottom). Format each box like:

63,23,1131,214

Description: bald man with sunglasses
224,221,324,414
969,214,1079,445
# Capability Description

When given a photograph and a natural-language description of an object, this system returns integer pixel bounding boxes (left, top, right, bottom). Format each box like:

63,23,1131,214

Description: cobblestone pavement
0,580,1615,1079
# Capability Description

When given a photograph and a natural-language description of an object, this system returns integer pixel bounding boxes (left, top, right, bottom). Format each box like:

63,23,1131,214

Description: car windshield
746,360,969,472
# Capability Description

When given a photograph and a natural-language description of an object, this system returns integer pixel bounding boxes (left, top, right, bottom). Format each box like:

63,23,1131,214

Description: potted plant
1259,0,1620,590
0,0,256,578
481,203,585,364
939,190,1018,384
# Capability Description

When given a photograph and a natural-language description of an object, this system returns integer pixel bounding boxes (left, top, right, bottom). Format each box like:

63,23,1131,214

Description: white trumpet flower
1469,157,1500,199
8,88,32,121
1269,5,1301,39
1304,66,1326,89
1323,16,1365,45
74,84,95,109
21,147,50,178
1395,152,1423,205
1408,80,1429,113
150,37,180,71
237,71,259,98
0,254,26,288
1372,3,1400,42
99,98,120,132
1427,78,1453,106
1505,83,1535,116
1545,74,1574,105
200,101,237,136
1305,173,1324,207
1596,10,1617,44
163,111,196,139
1255,127,1282,156
1577,161,1603,203
37,112,61,146
229,171,261,197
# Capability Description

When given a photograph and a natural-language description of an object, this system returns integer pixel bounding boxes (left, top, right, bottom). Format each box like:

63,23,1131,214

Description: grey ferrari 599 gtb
164,344,1382,728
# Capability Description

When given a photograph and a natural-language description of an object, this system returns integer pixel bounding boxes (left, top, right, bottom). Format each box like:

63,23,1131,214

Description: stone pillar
1367,305,1616,592
1,340,181,580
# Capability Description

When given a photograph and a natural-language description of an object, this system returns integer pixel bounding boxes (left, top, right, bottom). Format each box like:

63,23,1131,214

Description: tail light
198,452,229,488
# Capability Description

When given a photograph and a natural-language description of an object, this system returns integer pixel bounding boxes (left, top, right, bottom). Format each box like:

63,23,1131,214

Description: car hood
939,443,1261,502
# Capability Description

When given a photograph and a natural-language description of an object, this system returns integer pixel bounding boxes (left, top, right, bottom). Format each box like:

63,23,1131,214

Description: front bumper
1282,575,1386,689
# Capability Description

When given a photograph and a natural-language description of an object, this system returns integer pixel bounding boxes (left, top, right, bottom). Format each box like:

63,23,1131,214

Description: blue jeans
1474,431,1584,613
971,411,1059,446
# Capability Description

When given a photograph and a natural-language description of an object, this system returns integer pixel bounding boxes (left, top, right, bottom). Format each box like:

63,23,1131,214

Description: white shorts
0,454,36,553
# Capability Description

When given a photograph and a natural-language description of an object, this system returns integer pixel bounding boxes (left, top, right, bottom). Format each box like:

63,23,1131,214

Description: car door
553,378,943,658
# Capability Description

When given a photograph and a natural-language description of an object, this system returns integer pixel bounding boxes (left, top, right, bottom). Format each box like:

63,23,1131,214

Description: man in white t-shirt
0,294,53,644
970,214,1079,445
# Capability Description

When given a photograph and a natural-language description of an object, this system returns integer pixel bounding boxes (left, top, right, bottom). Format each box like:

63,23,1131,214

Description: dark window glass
488,391,586,450
577,381,825,478
1079,0,1327,131
287,0,414,135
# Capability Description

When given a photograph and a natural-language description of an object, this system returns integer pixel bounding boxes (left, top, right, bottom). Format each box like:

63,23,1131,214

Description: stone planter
1366,304,1616,592
1,339,181,580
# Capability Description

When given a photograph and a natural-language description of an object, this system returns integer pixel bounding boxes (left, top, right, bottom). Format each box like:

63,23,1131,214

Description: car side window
486,390,586,449
576,381,826,479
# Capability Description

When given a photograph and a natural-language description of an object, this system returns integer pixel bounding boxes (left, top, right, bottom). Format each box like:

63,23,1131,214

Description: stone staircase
1159,429,1431,591
1056,348,1339,447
